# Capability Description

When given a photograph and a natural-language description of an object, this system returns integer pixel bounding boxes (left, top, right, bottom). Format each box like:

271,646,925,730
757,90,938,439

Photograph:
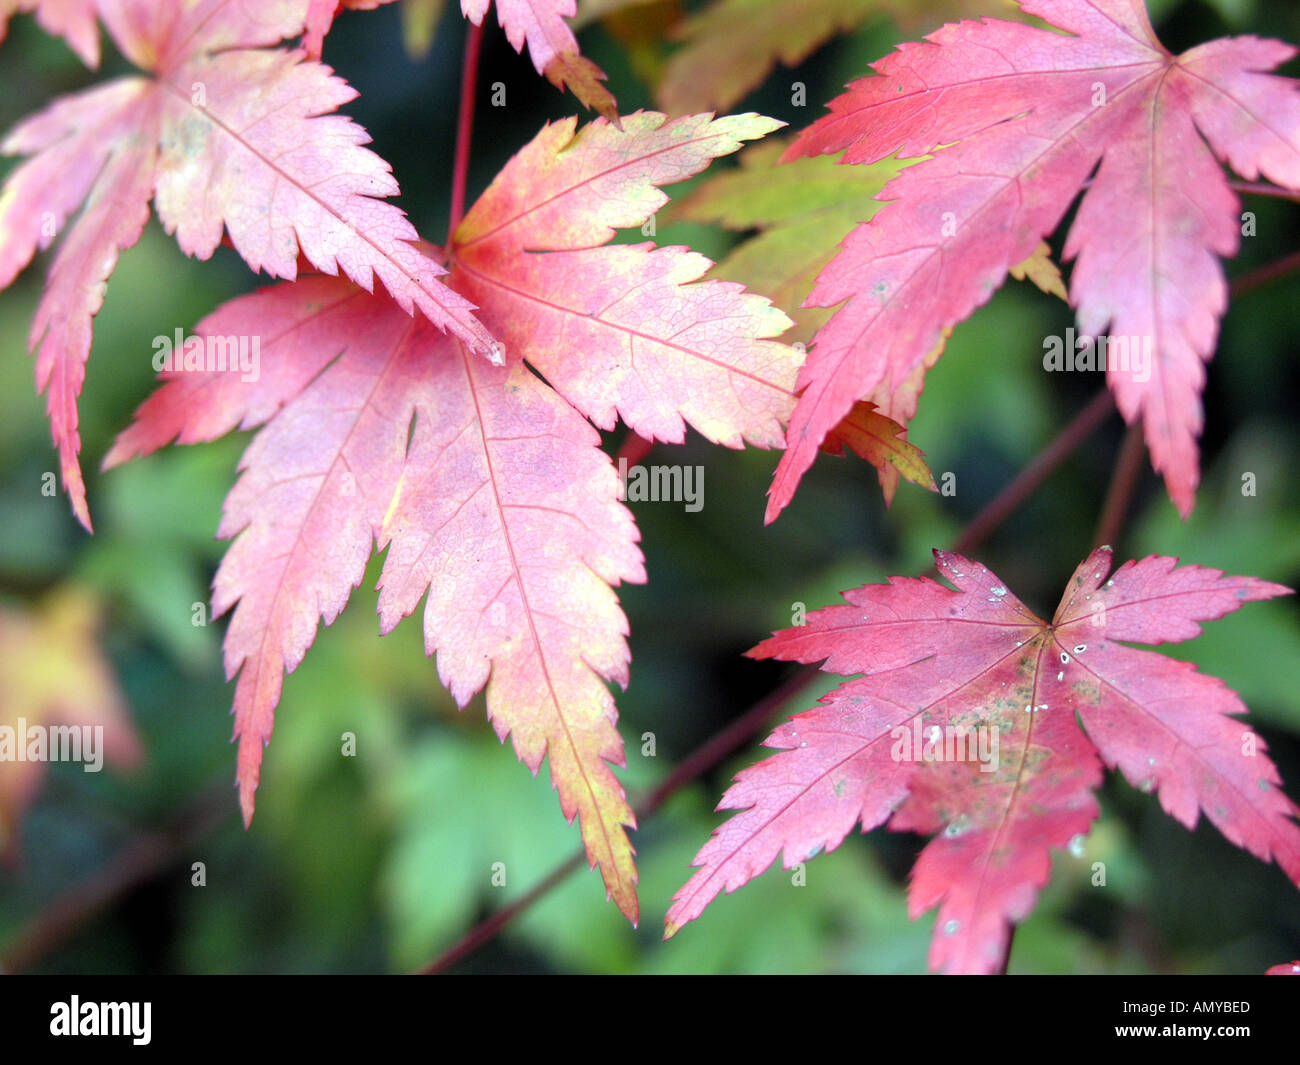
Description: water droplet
1060,652,1071,664
1147,756,1156,767
1068,835,1085,858
1105,579,1115,588
1024,704,1033,714
1140,778,1155,793
1074,644,1087,654
1056,671,1064,681
991,586,1007,596
1258,778,1271,791
943,919,960,935
1035,703,1048,713
944,821,966,838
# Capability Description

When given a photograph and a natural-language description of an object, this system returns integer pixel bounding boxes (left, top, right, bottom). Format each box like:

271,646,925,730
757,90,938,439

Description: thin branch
1230,181,1300,203
1229,249,1300,300
634,667,823,821
418,666,823,972
951,387,1116,556
997,927,1016,975
0,781,232,973
1092,422,1146,551
1076,178,1300,204
420,850,589,974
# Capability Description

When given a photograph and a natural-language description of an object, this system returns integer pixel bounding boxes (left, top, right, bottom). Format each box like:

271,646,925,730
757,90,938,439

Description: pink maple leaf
769,0,1300,523
667,547,1299,974
0,0,101,66
106,110,802,921
0,0,493,530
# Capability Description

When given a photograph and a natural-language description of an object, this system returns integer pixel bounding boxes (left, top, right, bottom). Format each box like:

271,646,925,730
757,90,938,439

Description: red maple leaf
0,0,101,66
666,547,1299,973
0,0,494,531
106,111,803,922
768,0,1300,523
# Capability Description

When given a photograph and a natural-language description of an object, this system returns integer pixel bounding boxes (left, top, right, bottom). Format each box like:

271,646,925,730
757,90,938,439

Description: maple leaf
0,0,101,66
0,587,143,860
769,0,1300,523
666,547,1299,974
106,110,801,922
654,0,1021,115
400,0,447,58
454,113,934,493
450,112,798,449
0,0,493,531
818,400,935,496
462,0,617,120
670,136,907,348
657,0,883,116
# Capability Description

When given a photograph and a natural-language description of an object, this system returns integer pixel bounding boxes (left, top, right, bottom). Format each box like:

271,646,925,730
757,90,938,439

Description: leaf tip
544,52,620,126
69,486,93,534
239,781,256,829
609,881,640,927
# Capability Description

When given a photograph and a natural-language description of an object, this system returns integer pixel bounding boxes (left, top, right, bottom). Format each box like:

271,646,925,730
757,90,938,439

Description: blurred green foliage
0,0,1297,974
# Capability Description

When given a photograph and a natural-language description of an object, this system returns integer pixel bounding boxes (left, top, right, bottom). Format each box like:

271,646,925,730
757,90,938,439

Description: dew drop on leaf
944,814,970,838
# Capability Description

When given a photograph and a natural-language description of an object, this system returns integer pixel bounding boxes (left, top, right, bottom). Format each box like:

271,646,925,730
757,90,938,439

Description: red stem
1092,423,1146,551
1229,181,1300,202
951,387,1115,556
614,431,655,470
0,782,231,973
418,666,824,973
447,21,484,242
420,851,588,974
1077,178,1300,204
1230,249,1300,300
997,928,1016,974
634,668,822,820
